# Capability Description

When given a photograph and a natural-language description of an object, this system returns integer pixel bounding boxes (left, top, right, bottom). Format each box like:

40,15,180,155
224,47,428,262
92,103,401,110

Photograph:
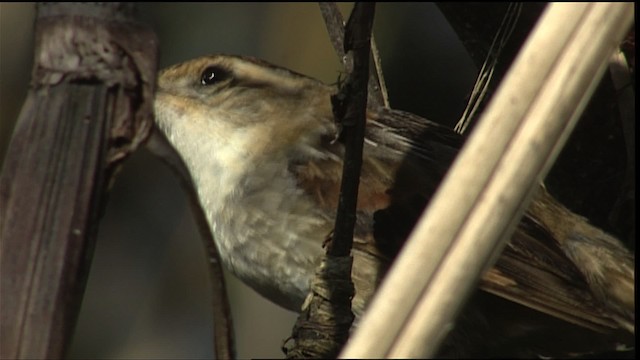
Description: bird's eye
200,66,230,86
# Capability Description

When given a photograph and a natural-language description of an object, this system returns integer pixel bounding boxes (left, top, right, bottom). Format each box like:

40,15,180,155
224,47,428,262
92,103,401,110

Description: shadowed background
0,3,476,358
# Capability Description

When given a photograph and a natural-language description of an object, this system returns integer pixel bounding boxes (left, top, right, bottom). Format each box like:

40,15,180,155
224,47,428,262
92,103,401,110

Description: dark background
0,3,476,358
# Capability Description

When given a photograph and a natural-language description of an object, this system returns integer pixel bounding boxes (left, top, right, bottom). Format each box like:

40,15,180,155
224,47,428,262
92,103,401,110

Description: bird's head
152,55,340,207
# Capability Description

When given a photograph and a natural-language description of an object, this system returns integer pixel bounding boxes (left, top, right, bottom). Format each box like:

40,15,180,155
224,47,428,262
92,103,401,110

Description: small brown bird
150,54,634,358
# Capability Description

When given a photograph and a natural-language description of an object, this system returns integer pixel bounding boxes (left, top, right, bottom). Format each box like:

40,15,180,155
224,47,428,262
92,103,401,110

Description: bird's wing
290,105,634,349
366,107,634,334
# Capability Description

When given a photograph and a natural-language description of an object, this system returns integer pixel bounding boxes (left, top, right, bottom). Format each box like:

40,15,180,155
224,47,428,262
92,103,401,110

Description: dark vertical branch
328,3,376,256
0,3,157,359
284,3,376,358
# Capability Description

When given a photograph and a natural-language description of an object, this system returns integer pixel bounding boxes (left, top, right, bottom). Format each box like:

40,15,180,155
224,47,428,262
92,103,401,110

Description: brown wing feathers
292,105,634,340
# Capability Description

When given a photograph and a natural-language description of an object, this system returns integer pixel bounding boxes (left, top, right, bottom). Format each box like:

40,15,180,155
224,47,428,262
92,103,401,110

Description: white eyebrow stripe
232,60,313,93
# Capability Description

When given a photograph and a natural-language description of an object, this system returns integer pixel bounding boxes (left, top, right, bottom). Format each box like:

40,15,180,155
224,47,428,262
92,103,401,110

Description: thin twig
147,131,236,359
318,1,353,74
319,2,388,108
319,2,350,71
454,2,522,135
186,182,236,359
370,37,390,108
607,50,635,244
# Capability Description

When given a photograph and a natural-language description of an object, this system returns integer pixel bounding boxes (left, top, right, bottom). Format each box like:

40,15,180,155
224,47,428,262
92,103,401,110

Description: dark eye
200,66,230,85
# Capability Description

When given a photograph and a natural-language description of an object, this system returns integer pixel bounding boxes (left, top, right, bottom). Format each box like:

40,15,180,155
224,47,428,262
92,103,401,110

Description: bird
149,54,634,358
